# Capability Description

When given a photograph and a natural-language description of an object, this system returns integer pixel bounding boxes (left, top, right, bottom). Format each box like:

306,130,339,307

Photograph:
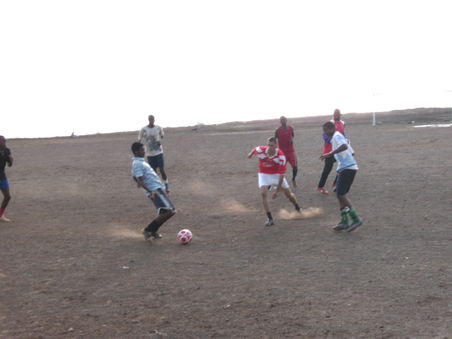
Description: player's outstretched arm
247,149,255,159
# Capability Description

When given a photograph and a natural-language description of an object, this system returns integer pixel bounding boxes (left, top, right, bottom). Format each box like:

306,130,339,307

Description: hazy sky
1,0,451,138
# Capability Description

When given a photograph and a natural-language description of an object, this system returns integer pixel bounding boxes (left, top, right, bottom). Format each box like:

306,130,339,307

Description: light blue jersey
331,131,358,172
131,157,164,195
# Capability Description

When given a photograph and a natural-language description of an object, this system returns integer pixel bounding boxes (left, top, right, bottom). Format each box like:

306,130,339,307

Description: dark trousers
318,156,336,188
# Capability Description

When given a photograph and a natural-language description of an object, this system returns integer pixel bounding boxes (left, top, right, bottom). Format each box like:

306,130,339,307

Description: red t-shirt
252,146,286,174
333,120,345,135
275,126,295,154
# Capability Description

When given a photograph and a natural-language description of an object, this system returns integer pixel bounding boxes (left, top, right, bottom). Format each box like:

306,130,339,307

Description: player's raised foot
317,187,329,195
0,215,11,222
347,219,363,232
265,218,274,227
333,222,349,231
151,232,163,239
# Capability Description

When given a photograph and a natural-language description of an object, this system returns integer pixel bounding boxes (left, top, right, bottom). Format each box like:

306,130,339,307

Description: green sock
340,209,349,224
349,209,359,222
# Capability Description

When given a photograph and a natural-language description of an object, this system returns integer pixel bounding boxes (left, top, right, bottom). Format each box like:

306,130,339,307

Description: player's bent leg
282,187,301,212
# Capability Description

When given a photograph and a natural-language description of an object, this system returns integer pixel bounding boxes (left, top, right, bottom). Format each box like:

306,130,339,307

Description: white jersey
331,131,358,172
138,125,164,157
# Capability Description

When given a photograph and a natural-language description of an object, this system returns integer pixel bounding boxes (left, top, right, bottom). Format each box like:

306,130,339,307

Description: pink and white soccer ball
177,229,193,244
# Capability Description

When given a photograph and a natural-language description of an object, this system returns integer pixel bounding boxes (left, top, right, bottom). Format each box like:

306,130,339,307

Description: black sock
266,212,273,220
145,220,161,233
294,203,301,211
292,167,298,181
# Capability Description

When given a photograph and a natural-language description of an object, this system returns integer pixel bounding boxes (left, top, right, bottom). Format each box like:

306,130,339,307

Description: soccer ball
177,229,193,244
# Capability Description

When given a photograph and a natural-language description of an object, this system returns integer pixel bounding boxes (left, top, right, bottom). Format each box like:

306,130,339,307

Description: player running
275,116,298,187
131,142,176,240
248,137,302,226
138,115,169,191
320,122,362,232
0,136,13,222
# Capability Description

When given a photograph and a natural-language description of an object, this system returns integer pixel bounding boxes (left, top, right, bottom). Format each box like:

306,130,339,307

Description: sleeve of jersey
252,146,263,155
138,128,143,141
278,152,287,174
334,133,347,149
132,162,144,178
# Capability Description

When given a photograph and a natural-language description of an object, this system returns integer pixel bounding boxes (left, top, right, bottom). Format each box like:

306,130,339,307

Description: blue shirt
331,132,358,172
131,157,164,195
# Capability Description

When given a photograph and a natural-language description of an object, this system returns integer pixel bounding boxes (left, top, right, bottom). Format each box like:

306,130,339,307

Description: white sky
1,0,451,138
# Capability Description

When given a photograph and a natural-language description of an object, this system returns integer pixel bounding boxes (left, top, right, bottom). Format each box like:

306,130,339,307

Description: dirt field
1,111,451,338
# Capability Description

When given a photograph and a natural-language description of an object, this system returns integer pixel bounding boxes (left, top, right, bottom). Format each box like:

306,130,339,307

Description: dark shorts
0,178,9,190
336,169,357,196
151,188,175,213
147,154,165,170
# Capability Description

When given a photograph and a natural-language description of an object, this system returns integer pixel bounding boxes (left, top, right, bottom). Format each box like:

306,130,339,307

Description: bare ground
1,112,451,338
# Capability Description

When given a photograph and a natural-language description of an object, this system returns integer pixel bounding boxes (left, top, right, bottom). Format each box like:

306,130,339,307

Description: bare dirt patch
1,111,451,338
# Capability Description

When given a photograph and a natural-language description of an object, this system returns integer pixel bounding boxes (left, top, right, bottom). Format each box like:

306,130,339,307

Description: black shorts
147,154,165,170
336,169,357,196
151,188,175,213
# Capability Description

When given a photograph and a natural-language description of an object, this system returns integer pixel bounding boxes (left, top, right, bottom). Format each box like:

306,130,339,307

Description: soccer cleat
151,232,163,239
333,222,349,231
142,229,153,240
347,219,363,232
317,187,329,195
0,215,11,222
265,218,274,227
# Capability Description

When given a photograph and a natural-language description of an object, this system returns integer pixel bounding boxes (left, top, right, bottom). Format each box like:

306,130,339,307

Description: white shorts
258,173,289,189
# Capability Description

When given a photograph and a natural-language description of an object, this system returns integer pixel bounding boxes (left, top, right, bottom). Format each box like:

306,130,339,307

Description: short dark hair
267,136,277,143
131,142,143,153
323,121,335,129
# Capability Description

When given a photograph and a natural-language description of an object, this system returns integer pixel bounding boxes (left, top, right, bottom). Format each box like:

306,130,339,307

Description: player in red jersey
248,137,301,226
275,116,298,187
332,109,345,134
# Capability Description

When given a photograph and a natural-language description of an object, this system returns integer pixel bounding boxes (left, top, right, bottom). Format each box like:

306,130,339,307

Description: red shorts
283,151,298,168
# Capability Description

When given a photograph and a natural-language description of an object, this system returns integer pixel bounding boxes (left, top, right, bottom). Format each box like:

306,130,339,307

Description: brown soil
1,111,451,338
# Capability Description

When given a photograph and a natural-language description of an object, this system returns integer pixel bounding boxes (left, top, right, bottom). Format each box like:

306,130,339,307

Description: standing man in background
275,116,298,187
0,136,13,222
138,115,169,191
